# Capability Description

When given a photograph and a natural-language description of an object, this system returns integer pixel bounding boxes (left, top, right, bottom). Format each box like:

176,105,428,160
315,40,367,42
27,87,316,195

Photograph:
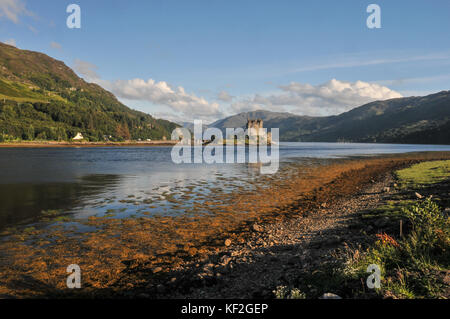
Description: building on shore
246,119,272,145
73,132,84,141
222,119,273,145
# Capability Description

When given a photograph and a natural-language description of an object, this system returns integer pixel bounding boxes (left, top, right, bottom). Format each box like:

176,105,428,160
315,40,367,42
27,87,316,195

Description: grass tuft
396,160,450,188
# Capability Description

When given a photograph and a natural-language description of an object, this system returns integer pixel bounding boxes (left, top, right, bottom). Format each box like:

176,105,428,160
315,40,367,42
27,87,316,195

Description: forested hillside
0,42,177,142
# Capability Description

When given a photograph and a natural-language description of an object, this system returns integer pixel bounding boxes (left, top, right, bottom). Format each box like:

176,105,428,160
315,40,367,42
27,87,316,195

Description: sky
1,0,450,123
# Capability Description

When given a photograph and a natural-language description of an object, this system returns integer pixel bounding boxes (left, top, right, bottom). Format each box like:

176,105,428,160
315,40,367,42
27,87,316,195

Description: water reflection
1,143,450,230
0,174,121,229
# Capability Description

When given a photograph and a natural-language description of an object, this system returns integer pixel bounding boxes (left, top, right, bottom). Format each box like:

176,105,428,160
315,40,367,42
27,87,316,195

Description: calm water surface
1,142,450,229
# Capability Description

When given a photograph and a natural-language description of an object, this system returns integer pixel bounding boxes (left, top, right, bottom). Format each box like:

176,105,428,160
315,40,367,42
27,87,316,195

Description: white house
73,132,84,141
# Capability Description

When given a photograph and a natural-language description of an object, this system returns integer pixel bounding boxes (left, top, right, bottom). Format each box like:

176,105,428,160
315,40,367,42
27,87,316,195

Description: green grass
0,78,68,103
361,200,415,219
396,160,450,188
347,199,449,299
0,93,49,103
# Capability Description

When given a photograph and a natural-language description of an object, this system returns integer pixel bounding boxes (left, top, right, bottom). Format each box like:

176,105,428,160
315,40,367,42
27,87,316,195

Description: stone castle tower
246,119,272,144
247,119,264,130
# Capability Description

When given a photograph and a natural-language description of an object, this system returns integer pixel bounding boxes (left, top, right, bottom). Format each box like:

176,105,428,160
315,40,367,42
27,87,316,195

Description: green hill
210,91,450,144
0,42,178,142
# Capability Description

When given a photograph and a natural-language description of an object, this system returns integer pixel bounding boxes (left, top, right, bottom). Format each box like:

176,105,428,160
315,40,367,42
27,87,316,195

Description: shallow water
1,142,450,229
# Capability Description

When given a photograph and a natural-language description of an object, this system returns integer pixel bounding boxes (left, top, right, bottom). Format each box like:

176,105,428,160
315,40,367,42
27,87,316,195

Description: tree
22,125,35,140
116,122,131,140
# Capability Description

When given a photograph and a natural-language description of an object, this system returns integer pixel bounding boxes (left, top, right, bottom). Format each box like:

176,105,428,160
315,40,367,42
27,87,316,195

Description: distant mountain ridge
1,42,449,144
209,91,450,144
0,42,178,142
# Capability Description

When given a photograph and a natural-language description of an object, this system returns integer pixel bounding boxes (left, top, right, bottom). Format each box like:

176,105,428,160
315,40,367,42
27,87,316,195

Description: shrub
273,286,306,299
401,198,449,253
350,199,450,298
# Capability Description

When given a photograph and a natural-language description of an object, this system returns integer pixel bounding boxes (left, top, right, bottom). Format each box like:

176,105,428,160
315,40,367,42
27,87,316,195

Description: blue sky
1,0,450,123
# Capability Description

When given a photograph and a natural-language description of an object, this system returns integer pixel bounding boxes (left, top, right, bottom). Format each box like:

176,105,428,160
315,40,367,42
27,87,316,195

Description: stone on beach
320,293,342,299
252,223,263,232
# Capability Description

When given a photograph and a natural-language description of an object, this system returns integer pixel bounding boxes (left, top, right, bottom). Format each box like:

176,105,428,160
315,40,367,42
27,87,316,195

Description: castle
246,119,272,144
247,119,264,130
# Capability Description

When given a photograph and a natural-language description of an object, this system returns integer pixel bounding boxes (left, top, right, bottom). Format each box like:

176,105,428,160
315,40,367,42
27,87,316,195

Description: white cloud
107,79,223,121
278,51,450,76
217,90,233,102
73,59,100,82
28,25,37,34
152,111,187,124
231,79,403,116
375,74,450,87
3,38,16,47
0,0,32,23
72,59,223,121
230,97,287,114
50,41,62,50
71,57,402,121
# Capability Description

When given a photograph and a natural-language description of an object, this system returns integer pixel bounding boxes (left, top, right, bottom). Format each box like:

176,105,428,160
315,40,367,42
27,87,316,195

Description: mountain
210,110,297,129
2,42,448,144
180,121,209,133
0,42,178,142
210,91,450,144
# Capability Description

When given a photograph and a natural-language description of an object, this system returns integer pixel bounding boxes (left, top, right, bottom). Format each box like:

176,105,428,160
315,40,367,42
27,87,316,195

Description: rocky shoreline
132,172,396,298
114,154,450,299
1,152,449,299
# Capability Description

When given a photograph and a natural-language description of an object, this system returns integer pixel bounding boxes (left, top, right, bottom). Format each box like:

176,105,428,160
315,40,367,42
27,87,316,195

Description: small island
217,119,273,146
